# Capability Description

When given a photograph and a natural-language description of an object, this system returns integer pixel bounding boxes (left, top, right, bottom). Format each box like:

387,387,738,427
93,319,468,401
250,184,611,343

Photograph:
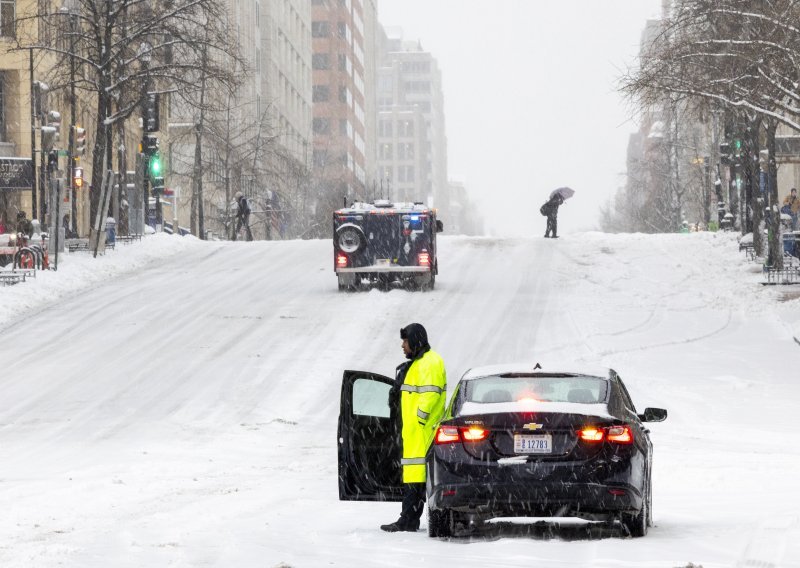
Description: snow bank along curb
0,233,205,329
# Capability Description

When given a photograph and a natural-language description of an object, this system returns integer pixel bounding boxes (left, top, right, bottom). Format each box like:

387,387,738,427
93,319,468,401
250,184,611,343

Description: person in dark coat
233,191,253,241
16,211,33,237
540,193,564,238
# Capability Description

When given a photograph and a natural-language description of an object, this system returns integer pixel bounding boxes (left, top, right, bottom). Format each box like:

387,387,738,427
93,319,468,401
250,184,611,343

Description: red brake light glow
607,425,634,444
578,425,634,444
579,427,605,442
435,426,460,444
434,425,490,444
462,427,489,442
418,251,431,266
336,254,348,268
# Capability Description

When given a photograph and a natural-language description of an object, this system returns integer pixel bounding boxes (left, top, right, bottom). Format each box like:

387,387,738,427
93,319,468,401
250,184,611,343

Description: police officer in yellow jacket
381,323,447,533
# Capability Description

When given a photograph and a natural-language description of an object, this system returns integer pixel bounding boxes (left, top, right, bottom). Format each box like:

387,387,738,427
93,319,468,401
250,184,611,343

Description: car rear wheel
427,507,453,538
621,476,650,537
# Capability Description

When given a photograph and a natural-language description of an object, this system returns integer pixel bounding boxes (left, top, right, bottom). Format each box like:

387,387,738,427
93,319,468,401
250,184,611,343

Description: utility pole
29,50,38,220
69,10,77,236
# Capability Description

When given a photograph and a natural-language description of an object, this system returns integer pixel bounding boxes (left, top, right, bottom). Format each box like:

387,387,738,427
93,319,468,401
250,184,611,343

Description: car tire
335,226,365,254
337,274,357,292
427,507,453,538
621,475,650,537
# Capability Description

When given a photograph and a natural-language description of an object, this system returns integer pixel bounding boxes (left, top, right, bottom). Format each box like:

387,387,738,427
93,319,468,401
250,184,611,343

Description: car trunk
451,412,612,462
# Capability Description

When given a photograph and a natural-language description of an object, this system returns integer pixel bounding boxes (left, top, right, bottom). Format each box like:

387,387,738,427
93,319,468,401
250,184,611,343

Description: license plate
376,258,391,266
514,434,552,454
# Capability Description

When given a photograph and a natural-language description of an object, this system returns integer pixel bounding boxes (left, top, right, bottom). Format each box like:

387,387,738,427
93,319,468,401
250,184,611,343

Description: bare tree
15,0,243,224
620,0,800,266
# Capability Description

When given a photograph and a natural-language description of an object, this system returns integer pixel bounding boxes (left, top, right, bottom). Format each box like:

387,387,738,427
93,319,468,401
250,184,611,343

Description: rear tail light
336,253,348,268
608,488,627,496
579,427,605,442
435,426,460,444
434,425,490,444
606,425,633,444
578,424,633,444
462,426,489,441
418,251,431,266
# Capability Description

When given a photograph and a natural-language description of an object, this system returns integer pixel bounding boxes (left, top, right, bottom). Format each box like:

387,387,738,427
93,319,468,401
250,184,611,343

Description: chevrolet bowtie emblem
522,423,543,431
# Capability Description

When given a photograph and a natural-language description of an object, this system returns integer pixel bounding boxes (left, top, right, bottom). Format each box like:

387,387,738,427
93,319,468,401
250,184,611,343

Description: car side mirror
638,407,667,422
436,220,444,233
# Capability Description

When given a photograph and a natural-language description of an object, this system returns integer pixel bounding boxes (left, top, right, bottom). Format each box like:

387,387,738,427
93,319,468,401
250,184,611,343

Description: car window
464,375,609,405
613,377,638,413
352,378,391,418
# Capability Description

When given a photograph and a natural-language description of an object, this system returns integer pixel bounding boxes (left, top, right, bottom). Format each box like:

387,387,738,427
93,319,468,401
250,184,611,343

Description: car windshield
464,374,609,405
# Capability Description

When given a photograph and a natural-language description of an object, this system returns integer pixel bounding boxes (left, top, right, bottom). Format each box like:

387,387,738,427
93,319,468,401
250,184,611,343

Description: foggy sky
378,0,662,236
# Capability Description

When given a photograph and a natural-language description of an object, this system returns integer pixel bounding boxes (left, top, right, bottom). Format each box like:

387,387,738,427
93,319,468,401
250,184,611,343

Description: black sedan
337,363,667,538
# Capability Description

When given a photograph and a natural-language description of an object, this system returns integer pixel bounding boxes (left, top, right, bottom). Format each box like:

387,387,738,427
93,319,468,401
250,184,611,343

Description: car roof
334,201,432,214
459,362,613,382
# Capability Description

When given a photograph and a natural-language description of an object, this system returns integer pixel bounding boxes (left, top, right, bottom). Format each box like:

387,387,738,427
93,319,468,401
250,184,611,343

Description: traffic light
73,166,84,189
41,110,61,152
73,126,86,157
144,93,160,133
733,138,743,157
149,152,162,179
41,126,58,152
720,142,732,165
142,135,158,156
33,81,49,120
152,176,165,194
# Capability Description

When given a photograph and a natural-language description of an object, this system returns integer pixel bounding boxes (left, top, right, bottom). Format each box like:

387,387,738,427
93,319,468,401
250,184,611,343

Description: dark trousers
234,214,253,241
399,483,426,527
545,214,558,237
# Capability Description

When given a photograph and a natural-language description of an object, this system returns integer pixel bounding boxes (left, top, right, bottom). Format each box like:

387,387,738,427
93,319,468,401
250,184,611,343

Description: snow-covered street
2,232,799,567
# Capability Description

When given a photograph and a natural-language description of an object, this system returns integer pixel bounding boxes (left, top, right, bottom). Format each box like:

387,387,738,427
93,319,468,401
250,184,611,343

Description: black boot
380,520,419,532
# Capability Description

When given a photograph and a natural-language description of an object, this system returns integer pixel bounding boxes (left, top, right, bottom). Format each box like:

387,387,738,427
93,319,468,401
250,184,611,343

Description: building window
312,53,331,70
312,85,330,102
398,120,414,137
398,166,415,182
311,21,330,37
379,143,393,159
378,120,392,137
313,118,330,134
397,143,414,160
0,0,14,38
339,119,348,136
338,54,347,71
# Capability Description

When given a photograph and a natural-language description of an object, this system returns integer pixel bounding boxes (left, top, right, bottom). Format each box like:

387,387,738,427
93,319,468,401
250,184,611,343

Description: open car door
337,370,403,501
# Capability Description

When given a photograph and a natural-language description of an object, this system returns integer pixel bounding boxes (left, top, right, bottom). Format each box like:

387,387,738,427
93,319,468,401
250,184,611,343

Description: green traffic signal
149,154,161,177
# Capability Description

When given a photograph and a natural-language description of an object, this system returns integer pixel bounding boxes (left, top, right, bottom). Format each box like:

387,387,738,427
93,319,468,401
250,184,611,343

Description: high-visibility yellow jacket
400,350,447,483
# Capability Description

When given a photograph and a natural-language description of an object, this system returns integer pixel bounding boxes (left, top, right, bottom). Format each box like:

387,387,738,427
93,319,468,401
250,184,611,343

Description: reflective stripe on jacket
400,350,447,483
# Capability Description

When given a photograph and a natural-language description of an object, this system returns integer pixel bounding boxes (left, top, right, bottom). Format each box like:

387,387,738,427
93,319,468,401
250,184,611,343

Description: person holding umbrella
540,187,574,238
